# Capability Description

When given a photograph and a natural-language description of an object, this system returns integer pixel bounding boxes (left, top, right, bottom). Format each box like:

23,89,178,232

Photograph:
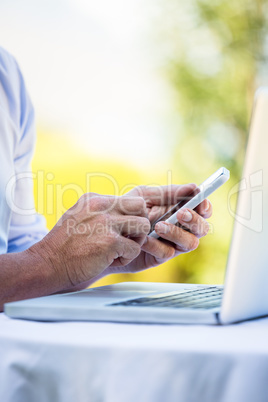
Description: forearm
0,193,151,312
0,241,113,311
0,247,62,312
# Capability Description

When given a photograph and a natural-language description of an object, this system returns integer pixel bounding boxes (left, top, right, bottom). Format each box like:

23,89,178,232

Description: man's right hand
28,193,151,290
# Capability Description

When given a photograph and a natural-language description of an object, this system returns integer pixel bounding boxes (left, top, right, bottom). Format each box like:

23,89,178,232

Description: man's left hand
105,183,212,274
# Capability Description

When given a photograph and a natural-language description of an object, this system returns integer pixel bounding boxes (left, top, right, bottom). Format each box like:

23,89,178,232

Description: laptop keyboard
109,287,223,309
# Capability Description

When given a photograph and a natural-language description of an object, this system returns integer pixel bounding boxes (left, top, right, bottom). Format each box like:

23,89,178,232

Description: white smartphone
149,167,230,239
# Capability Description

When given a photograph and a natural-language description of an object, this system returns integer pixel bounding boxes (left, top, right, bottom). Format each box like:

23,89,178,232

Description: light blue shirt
0,47,47,254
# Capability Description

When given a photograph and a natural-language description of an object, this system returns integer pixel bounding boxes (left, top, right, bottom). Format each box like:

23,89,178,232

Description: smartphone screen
149,167,230,238
150,186,201,228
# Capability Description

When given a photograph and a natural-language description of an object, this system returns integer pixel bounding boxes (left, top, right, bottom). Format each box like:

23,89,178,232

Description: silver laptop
4,88,268,325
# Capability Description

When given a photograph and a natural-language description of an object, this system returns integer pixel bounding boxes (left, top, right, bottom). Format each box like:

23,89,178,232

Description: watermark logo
4,170,212,237
228,169,263,232
5,170,177,220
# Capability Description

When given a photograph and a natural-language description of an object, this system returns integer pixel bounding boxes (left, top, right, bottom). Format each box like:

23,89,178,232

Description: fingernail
155,222,169,234
204,199,210,212
180,209,192,222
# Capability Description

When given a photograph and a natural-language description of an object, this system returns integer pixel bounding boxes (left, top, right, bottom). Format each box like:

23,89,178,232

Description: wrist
24,239,65,292
0,245,65,311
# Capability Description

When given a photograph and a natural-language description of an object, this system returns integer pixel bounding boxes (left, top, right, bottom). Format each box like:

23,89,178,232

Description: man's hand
28,193,151,290
103,184,212,275
0,186,212,310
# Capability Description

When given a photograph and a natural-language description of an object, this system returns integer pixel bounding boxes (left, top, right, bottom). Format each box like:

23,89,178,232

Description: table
1,312,268,402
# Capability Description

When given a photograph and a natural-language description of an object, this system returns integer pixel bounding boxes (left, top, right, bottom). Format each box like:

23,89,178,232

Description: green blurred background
1,0,267,286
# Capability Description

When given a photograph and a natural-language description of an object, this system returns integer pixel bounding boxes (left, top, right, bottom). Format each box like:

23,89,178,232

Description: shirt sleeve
7,56,48,253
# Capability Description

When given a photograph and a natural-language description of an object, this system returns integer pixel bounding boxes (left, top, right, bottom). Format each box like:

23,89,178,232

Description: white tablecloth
1,312,268,402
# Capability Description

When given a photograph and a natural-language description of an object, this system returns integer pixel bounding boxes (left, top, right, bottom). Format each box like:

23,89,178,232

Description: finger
148,205,168,223
195,199,212,219
116,196,148,217
76,195,148,217
112,216,151,239
127,184,197,207
154,221,199,253
111,237,141,266
176,208,210,238
141,236,176,261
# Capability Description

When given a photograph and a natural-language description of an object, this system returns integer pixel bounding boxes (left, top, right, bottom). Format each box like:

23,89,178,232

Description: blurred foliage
147,0,268,283
32,0,268,287
157,0,268,174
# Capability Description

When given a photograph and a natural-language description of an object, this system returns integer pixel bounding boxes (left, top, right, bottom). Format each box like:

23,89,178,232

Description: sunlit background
1,0,267,286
